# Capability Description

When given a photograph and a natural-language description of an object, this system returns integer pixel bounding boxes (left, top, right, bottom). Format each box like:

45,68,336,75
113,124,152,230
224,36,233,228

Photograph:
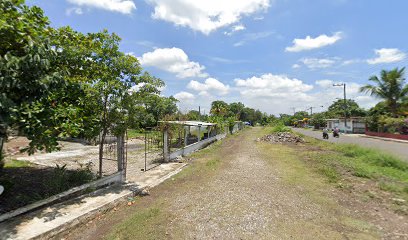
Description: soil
62,127,408,239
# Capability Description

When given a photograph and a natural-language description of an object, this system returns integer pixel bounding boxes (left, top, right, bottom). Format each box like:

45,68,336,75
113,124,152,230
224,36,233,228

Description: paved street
292,128,408,162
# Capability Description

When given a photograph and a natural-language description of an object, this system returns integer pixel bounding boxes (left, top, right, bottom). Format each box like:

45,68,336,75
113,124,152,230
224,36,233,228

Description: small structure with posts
159,121,227,161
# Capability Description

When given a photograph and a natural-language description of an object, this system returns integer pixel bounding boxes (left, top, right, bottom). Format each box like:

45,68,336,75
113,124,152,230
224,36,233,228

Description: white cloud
66,7,83,15
230,73,378,114
235,73,313,98
342,59,362,66
233,31,273,47
139,47,208,78
315,79,334,88
148,0,270,35
314,80,378,110
67,0,136,14
285,32,342,52
233,73,314,114
367,48,406,64
292,64,301,69
224,24,246,36
174,91,195,101
187,78,230,96
300,58,336,69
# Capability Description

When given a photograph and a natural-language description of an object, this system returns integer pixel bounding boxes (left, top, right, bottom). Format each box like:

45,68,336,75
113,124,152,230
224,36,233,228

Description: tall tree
0,0,82,154
328,99,366,118
360,68,408,117
210,101,229,117
228,102,245,119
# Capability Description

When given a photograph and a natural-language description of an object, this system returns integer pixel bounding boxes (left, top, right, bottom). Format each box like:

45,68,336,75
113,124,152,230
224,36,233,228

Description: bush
379,116,408,134
271,123,292,133
47,163,95,195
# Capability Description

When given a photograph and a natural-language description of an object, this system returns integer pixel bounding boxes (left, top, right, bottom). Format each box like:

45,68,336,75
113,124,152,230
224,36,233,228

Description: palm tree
360,67,408,117
210,100,228,117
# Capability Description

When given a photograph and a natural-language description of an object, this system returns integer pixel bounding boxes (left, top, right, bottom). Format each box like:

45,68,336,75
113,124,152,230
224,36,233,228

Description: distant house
326,117,366,134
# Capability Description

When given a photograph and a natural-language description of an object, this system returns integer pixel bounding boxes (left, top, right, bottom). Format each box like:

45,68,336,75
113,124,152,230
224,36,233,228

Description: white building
326,117,366,134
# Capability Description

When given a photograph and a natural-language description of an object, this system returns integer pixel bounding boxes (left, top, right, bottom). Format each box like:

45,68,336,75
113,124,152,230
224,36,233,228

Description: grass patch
127,129,145,139
205,158,220,169
335,144,408,172
378,181,406,193
297,135,408,202
318,166,340,183
3,159,32,168
107,207,167,240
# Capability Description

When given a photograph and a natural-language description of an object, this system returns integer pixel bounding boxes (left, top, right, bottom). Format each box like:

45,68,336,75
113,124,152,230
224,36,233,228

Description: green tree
228,102,245,119
185,110,201,121
360,67,408,117
310,112,327,129
142,95,178,127
293,111,309,120
210,101,229,117
327,99,366,118
0,0,85,154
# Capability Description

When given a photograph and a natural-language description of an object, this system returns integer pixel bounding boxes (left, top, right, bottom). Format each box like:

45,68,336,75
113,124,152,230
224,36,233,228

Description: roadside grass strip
297,136,408,204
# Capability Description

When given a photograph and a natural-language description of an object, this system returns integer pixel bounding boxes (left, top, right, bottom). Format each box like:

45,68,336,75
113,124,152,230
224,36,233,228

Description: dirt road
66,127,406,240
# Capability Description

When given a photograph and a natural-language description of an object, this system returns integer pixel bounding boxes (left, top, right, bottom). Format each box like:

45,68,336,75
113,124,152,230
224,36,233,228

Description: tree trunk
390,100,398,117
98,96,109,178
98,128,106,178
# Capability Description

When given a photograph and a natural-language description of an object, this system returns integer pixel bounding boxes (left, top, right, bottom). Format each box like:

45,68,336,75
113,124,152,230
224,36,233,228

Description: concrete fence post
184,127,188,148
117,134,126,182
163,128,169,162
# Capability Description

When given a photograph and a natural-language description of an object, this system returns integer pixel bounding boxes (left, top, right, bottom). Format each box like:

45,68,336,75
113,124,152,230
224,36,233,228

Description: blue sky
27,0,408,115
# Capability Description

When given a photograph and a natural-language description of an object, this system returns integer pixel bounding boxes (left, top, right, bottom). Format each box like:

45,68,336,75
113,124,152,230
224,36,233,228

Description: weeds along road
66,127,407,240
292,128,408,162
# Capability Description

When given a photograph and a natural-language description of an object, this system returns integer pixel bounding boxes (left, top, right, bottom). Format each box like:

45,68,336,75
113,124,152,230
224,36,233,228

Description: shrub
271,123,292,133
47,163,95,195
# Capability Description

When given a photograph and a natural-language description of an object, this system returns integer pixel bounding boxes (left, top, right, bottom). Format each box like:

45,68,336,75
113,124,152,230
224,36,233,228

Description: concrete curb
360,135,408,144
35,186,133,240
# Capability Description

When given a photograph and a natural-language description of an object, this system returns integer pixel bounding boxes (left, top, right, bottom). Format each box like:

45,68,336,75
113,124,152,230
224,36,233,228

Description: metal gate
98,132,127,178
143,127,164,171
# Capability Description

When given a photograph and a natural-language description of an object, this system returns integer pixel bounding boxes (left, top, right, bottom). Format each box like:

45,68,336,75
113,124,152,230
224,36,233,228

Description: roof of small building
158,120,216,126
326,117,366,121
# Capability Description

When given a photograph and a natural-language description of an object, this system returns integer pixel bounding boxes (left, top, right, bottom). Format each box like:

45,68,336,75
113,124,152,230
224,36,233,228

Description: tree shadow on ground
0,164,94,214
0,181,128,240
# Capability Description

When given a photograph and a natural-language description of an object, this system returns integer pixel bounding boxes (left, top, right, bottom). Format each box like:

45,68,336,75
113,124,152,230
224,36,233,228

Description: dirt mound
258,132,305,144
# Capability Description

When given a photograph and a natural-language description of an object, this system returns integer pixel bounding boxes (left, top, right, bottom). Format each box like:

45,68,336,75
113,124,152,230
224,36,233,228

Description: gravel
165,129,338,239
258,132,305,144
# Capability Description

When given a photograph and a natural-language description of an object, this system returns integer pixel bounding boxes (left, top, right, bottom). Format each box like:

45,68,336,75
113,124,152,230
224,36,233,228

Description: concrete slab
0,163,187,240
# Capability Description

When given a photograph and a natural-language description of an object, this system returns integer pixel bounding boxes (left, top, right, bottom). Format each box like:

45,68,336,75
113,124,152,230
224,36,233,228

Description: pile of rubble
258,132,305,144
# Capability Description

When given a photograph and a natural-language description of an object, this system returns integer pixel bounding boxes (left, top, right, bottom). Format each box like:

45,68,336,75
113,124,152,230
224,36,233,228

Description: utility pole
333,83,347,128
290,107,296,115
307,106,323,116
198,106,201,121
